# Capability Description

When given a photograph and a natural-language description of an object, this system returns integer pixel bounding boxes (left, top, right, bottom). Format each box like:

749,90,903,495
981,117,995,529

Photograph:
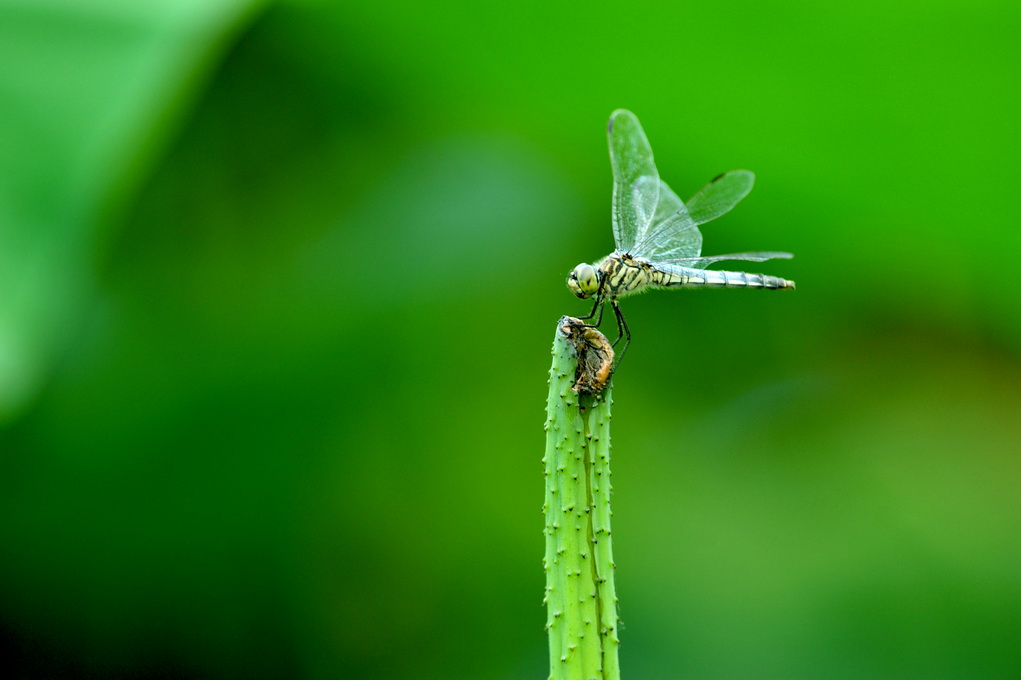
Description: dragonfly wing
608,109,659,253
686,170,755,226
639,170,770,266
670,251,793,270
630,182,703,261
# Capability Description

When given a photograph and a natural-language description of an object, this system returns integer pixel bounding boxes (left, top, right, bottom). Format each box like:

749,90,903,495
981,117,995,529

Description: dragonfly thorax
567,262,601,299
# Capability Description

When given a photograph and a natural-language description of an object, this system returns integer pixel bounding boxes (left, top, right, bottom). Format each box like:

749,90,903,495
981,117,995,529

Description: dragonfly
567,109,795,362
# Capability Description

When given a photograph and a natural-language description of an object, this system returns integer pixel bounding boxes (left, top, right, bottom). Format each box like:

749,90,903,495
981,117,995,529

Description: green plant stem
544,318,619,680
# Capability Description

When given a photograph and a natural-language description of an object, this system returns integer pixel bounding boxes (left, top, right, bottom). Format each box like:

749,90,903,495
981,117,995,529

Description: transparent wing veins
667,251,793,271
606,111,787,271
608,110,659,253
685,170,755,226
632,170,762,266
630,183,702,261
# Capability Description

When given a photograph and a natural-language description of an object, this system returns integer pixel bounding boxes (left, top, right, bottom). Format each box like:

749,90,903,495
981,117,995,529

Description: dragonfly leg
577,297,604,326
610,301,628,346
610,300,631,368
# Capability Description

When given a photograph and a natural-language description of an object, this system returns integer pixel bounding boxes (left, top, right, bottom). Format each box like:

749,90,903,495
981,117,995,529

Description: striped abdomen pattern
600,253,795,298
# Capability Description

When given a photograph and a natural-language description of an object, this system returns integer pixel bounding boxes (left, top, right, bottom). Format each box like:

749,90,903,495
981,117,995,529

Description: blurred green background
1,0,1019,678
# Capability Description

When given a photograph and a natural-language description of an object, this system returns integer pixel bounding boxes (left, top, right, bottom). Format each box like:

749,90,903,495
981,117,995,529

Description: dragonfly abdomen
655,266,795,290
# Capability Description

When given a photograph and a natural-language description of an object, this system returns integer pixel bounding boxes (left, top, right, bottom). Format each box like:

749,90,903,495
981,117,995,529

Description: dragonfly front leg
577,296,604,327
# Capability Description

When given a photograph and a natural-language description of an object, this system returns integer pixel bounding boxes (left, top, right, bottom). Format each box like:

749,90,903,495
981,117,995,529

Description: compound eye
567,263,598,299
576,264,598,294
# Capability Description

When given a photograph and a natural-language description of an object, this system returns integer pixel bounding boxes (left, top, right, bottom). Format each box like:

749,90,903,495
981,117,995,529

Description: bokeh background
2,0,1019,678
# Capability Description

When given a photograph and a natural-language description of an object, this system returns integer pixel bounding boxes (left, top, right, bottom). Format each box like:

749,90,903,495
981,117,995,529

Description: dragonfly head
567,263,600,299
